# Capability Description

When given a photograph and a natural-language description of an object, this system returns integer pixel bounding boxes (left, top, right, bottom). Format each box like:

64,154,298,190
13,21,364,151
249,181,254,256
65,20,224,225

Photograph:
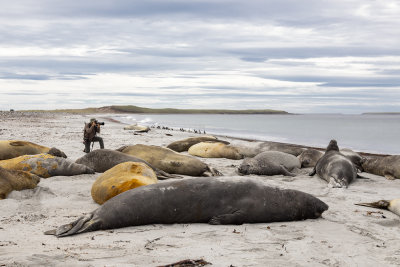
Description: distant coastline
20,105,290,115
362,112,400,115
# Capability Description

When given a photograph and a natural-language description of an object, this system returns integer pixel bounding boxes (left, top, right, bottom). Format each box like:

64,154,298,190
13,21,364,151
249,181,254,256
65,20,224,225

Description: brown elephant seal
356,199,400,217
360,155,400,180
75,149,179,179
91,162,158,205
298,149,324,168
256,141,305,156
116,144,221,176
44,176,328,237
340,148,363,171
188,142,242,160
238,151,301,176
123,124,150,132
167,136,229,152
309,140,358,188
0,166,40,199
0,140,67,160
0,154,93,178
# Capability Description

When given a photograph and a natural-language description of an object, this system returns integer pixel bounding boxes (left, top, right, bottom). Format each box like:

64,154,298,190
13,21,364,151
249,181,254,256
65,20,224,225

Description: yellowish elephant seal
0,140,67,160
123,124,150,132
116,144,221,176
0,153,94,178
188,142,242,160
91,162,158,205
0,166,40,199
167,136,229,152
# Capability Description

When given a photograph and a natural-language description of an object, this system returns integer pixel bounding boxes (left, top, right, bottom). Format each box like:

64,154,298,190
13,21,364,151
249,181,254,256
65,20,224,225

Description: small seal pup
309,140,358,188
0,166,40,199
0,140,67,160
361,155,400,180
44,176,328,237
356,199,400,217
238,151,301,176
75,149,179,179
167,136,229,152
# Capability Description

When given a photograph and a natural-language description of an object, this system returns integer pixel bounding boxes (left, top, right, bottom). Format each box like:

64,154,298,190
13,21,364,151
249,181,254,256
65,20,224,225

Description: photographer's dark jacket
84,123,100,142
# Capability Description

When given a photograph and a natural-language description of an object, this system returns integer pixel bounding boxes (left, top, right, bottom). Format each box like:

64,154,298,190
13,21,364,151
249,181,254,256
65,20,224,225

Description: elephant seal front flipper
208,210,246,225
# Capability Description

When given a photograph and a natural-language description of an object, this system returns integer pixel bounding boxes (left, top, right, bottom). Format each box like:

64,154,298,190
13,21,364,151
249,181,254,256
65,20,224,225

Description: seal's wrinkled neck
326,139,339,152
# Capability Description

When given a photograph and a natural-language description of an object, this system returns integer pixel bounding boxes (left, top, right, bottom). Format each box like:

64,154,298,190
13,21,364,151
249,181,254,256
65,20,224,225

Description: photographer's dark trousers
84,136,104,153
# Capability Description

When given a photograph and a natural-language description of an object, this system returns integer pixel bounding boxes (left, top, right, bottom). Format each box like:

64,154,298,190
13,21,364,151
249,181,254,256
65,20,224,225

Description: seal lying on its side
0,140,67,160
75,149,179,179
0,166,40,199
238,151,301,176
361,155,400,180
298,149,323,168
116,144,221,176
309,140,358,188
188,142,242,160
44,177,328,237
123,124,150,133
0,154,93,178
167,136,229,152
356,199,400,217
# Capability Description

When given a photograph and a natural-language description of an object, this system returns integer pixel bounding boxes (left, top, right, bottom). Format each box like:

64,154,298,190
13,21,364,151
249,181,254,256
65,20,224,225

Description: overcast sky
1,0,399,113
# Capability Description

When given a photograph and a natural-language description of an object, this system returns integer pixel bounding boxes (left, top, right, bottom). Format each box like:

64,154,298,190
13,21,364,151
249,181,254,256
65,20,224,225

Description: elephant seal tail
44,214,100,237
355,200,390,210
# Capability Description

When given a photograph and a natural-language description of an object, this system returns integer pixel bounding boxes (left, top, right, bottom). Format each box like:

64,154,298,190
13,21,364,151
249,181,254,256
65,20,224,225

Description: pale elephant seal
75,149,178,179
0,166,40,199
0,140,67,160
44,176,328,237
309,140,358,188
356,199,400,217
0,154,93,178
188,142,242,160
116,144,221,176
123,124,150,133
298,149,323,168
167,136,229,152
361,155,400,180
91,162,158,205
238,151,301,176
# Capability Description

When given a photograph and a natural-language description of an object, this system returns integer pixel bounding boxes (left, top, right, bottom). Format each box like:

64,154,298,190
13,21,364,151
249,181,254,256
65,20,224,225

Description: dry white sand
0,112,399,267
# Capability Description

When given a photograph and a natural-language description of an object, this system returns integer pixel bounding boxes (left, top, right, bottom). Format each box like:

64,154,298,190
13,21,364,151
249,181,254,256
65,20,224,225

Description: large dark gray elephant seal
309,140,358,188
75,149,179,179
167,136,229,152
340,148,363,171
298,149,323,168
238,151,301,176
0,140,67,160
0,154,93,178
44,177,328,237
360,155,400,180
116,144,221,176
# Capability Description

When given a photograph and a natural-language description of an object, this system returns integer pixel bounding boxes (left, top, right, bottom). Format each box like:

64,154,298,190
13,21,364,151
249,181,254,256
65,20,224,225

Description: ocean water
111,114,400,155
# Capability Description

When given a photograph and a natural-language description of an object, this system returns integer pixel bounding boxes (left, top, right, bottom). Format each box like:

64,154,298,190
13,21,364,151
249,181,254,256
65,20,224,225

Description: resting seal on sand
116,144,221,176
356,199,400,217
340,148,363,171
167,136,229,152
360,155,400,180
0,140,67,160
75,149,179,179
91,162,158,205
309,140,358,188
238,151,301,176
44,177,328,237
188,142,242,160
123,124,150,133
0,154,93,178
298,149,323,168
0,166,40,199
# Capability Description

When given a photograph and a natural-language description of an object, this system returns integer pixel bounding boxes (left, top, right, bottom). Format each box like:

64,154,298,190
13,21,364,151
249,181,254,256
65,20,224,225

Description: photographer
83,118,105,153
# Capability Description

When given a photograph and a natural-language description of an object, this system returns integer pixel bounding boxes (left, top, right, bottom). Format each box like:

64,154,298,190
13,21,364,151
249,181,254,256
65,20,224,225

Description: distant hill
362,112,400,115
23,105,290,115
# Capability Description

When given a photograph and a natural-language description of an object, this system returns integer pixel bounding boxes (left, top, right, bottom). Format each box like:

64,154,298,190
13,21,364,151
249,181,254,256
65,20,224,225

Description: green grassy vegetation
21,105,289,115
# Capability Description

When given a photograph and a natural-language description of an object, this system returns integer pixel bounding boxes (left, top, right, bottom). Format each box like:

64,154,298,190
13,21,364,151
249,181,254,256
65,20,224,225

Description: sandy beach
0,111,399,267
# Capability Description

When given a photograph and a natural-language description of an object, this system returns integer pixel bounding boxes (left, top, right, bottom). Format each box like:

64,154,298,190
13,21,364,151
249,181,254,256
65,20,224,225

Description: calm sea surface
111,114,400,155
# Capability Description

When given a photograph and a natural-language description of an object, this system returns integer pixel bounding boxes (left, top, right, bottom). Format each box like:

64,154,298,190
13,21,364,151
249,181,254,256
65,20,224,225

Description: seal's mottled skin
116,144,220,176
45,177,328,237
0,140,66,160
361,155,400,180
310,140,358,188
75,149,178,179
238,151,301,176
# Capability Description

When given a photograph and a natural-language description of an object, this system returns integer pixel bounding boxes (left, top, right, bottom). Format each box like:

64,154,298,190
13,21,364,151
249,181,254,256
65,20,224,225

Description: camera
94,120,105,126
